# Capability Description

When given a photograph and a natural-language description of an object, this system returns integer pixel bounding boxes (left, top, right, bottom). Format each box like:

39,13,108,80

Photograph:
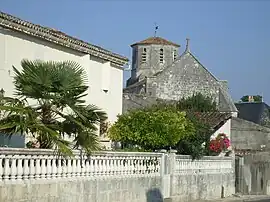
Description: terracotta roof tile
188,111,232,129
131,37,180,47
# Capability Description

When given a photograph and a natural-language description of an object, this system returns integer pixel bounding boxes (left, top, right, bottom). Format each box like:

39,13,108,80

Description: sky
1,0,270,103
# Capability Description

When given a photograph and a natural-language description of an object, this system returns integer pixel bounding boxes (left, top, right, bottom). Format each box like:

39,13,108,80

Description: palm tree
0,59,107,155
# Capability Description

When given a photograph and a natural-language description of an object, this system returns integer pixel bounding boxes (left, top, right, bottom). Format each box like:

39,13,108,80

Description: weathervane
154,23,159,37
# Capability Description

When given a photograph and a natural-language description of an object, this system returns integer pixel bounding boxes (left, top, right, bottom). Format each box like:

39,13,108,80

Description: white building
0,11,128,148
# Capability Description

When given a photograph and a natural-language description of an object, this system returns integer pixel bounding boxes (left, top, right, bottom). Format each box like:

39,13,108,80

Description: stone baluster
100,156,105,176
112,157,116,175
115,156,120,175
111,157,115,175
75,157,80,177
67,158,72,178
10,155,17,180
62,159,67,178
46,156,52,179
56,158,62,178
149,157,154,174
120,157,124,175
23,156,30,180
72,158,76,177
106,156,109,175
132,157,137,175
81,156,86,177
40,155,47,179
76,156,81,177
29,156,35,180
35,156,41,179
124,156,128,175
138,157,142,174
51,157,57,179
0,154,3,180
17,155,23,180
85,156,90,177
89,156,94,176
127,156,131,175
105,156,108,175
98,156,102,176
130,156,135,175
3,156,10,181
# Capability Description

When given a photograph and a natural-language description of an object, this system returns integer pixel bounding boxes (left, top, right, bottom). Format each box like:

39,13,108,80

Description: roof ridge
0,11,128,66
131,36,180,47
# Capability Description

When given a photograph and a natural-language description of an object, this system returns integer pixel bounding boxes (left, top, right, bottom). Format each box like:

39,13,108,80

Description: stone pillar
160,149,177,201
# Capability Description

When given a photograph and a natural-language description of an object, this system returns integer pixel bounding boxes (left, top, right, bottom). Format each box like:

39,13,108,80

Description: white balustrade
0,148,233,181
174,155,233,175
0,148,163,181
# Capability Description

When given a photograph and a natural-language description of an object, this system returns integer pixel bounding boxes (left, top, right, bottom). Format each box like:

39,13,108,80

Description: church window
159,48,164,63
142,48,147,63
173,50,177,61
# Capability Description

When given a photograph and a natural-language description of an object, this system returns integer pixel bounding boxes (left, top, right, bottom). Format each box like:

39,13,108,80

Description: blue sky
1,0,270,103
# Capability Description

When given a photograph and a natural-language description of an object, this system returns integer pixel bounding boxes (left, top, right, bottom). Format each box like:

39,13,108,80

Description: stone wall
0,148,235,202
152,52,221,102
236,152,270,195
231,117,270,150
1,176,162,202
171,155,235,202
128,44,179,85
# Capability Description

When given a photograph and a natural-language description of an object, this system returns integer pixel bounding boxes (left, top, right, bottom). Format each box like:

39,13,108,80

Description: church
123,36,237,115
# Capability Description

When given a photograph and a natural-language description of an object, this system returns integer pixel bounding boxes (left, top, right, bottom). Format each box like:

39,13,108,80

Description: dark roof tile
235,102,270,124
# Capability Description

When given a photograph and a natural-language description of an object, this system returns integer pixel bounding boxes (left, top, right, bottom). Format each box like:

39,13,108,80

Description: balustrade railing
0,148,162,181
174,155,233,174
0,148,234,181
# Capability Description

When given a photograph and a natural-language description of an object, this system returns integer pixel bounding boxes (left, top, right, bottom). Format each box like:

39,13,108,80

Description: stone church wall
151,53,221,103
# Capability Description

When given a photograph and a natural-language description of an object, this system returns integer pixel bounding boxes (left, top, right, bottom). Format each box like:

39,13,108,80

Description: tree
175,113,212,159
0,59,107,156
174,93,217,159
109,105,195,151
240,95,262,103
176,93,217,112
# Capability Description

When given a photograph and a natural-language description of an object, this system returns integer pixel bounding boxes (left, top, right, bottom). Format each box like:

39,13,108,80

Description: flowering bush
26,141,40,149
209,133,230,153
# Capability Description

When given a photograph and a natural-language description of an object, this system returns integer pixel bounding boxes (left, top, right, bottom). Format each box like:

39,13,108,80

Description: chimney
248,96,254,102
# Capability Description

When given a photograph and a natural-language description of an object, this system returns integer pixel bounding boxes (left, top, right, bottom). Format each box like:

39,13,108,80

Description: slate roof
131,36,180,47
218,88,238,112
0,11,128,67
235,102,270,124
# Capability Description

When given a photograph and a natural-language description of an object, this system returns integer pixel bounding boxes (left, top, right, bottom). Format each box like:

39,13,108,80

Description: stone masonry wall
130,44,179,83
1,176,162,202
0,149,235,202
151,52,221,103
171,173,234,202
236,152,270,195
231,117,270,150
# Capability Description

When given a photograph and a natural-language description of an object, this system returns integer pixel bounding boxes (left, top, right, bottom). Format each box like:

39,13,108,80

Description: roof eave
130,42,180,48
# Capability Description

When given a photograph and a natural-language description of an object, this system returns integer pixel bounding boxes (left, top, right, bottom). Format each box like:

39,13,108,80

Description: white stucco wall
0,28,123,145
211,118,232,150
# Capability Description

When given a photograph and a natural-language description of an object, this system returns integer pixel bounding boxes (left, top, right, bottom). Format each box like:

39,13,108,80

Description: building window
142,48,147,63
159,48,164,63
173,50,177,61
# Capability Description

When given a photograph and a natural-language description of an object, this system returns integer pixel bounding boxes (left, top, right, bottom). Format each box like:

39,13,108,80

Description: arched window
142,48,147,63
159,48,164,63
173,50,177,61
